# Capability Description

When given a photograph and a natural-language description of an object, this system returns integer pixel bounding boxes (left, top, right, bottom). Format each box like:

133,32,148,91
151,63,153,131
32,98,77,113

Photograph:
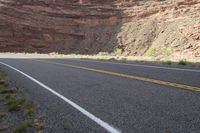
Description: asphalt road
0,58,200,133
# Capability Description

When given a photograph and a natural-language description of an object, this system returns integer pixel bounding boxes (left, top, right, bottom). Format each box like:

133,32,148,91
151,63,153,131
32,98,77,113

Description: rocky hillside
0,0,200,57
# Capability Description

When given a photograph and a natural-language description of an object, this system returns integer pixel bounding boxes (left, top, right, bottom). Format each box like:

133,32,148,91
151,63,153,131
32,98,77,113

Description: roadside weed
14,119,32,133
178,59,188,65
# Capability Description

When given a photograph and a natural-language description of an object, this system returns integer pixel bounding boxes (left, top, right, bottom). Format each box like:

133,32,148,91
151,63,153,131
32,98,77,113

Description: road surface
0,58,200,133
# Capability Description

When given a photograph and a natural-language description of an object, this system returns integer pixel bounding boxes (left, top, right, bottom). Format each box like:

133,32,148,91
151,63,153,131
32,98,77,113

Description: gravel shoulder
0,70,45,133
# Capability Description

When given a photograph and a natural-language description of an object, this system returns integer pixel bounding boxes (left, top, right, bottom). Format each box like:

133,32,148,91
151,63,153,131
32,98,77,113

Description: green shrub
7,97,25,111
145,48,156,56
178,59,188,65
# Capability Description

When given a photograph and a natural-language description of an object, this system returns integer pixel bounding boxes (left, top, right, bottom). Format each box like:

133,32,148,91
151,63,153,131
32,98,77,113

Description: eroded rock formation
0,0,200,57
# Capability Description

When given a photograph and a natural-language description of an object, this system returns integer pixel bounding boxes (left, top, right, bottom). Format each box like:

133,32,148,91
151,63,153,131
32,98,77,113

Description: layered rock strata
0,0,199,57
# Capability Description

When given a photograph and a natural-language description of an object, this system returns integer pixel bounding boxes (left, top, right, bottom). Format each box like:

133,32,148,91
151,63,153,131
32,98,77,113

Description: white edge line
0,61,121,133
68,59,200,73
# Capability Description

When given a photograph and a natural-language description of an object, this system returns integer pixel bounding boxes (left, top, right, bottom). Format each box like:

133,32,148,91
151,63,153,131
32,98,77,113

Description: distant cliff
0,0,200,57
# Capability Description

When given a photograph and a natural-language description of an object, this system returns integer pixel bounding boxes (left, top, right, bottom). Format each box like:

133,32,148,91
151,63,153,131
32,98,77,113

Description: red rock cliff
0,0,200,57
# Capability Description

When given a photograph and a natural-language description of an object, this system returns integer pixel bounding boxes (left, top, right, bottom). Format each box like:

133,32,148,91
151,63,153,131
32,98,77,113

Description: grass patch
178,59,188,65
6,96,25,111
24,101,35,116
14,119,32,133
114,48,123,56
145,47,156,56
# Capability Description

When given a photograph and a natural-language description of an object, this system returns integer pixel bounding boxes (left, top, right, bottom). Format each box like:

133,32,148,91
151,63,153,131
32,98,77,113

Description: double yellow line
33,59,200,92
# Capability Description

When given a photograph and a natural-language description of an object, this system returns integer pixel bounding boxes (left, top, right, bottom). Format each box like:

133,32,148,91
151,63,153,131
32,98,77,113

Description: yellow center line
32,59,200,92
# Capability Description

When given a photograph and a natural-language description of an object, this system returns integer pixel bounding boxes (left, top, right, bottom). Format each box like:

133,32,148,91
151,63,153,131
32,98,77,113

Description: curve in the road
33,59,200,92
0,61,121,133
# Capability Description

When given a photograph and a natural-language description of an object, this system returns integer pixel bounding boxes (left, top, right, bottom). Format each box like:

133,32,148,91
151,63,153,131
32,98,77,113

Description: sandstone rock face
0,0,200,57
